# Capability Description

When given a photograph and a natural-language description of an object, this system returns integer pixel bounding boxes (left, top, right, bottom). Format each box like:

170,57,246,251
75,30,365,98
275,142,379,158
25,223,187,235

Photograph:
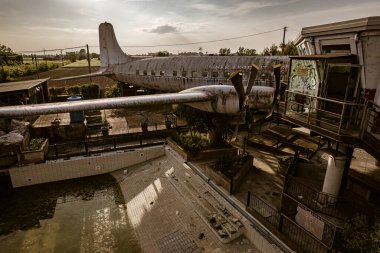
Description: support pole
282,26,287,54
86,44,91,74
60,49,64,66
43,49,47,65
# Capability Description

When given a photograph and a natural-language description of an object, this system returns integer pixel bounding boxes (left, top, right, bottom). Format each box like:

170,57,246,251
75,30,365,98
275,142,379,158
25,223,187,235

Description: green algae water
0,174,141,253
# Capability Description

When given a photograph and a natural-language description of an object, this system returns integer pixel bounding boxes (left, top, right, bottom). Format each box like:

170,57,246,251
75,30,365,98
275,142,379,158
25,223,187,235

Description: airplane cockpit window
173,70,177,76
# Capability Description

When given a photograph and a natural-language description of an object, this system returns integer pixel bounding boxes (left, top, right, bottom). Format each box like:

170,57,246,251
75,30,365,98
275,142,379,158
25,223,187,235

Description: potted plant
22,138,49,164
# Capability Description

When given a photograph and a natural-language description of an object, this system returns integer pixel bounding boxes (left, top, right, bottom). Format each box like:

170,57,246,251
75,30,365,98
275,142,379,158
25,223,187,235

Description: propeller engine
229,63,282,141
229,64,259,141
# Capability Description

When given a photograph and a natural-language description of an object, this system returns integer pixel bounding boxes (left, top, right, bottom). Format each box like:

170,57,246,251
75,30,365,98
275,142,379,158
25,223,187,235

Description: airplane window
192,71,197,77
212,71,219,78
151,70,155,75
136,70,139,75
160,70,165,76
143,70,147,75
202,71,208,77
173,70,178,76
182,70,187,76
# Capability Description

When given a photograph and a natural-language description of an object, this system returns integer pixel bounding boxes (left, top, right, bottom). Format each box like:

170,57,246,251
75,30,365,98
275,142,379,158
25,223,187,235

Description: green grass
63,59,100,68
22,58,69,66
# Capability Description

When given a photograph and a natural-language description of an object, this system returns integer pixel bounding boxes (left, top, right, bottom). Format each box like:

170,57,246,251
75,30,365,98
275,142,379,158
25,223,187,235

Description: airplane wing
0,92,212,117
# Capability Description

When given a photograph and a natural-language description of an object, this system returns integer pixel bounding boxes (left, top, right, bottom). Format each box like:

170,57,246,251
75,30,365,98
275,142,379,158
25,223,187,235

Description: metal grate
157,230,201,253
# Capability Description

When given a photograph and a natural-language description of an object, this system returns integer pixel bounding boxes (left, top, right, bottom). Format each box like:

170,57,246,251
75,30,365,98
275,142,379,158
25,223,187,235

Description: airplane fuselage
109,55,288,92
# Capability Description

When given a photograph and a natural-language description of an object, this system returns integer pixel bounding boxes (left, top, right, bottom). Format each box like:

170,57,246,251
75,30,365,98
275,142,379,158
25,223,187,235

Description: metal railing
281,194,338,249
281,216,330,253
284,175,380,220
46,131,170,160
284,90,365,136
246,191,281,229
246,191,332,253
361,102,380,154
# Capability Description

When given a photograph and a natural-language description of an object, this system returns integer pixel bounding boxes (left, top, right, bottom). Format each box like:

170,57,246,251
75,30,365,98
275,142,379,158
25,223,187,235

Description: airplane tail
99,22,133,67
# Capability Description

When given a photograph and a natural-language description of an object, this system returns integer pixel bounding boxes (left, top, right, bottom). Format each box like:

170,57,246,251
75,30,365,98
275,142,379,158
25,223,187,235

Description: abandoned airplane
0,22,286,123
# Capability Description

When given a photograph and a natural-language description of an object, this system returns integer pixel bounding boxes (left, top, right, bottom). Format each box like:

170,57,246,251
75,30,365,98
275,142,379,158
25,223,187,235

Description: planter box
201,155,253,194
22,139,49,164
202,165,232,192
167,138,238,161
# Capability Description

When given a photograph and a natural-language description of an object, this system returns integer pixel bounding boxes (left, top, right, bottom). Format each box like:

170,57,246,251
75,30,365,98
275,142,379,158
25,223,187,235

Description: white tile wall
10,146,165,187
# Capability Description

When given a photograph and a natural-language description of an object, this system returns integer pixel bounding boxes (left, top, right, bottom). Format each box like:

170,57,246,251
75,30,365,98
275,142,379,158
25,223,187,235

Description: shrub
38,63,48,72
0,68,10,82
67,86,81,95
49,87,66,97
105,84,121,98
172,130,211,153
81,84,99,99
28,138,45,151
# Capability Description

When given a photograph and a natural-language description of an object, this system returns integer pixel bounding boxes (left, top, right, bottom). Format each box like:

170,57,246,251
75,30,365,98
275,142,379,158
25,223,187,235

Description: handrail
285,90,364,107
284,90,365,136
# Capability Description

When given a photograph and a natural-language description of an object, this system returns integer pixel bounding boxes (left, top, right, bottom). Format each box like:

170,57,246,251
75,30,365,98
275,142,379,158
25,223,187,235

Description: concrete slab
112,154,262,253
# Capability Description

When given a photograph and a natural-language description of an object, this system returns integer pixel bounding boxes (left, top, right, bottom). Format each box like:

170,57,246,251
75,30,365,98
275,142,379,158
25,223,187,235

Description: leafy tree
219,48,231,56
0,44,13,54
236,46,257,56
78,49,87,60
0,44,23,65
261,42,298,56
198,47,204,56
155,51,170,57
282,41,298,55
178,51,199,56
66,52,77,62
91,52,99,59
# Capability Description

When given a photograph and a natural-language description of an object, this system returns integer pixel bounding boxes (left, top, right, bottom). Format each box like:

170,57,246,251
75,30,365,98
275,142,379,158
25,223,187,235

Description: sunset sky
1,0,379,55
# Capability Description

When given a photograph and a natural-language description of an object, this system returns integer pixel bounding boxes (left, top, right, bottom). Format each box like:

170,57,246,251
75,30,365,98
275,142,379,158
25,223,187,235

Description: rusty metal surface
0,84,275,117
110,55,288,93
0,92,210,117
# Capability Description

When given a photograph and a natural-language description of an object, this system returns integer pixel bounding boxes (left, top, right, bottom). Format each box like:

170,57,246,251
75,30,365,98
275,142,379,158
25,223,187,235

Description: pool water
0,174,141,253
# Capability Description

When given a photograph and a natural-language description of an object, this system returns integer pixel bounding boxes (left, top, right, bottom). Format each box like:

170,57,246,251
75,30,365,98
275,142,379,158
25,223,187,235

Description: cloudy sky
1,0,379,55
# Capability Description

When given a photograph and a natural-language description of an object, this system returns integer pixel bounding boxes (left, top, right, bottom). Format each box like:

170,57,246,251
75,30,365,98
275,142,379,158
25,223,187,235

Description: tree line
149,41,298,57
219,41,298,56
